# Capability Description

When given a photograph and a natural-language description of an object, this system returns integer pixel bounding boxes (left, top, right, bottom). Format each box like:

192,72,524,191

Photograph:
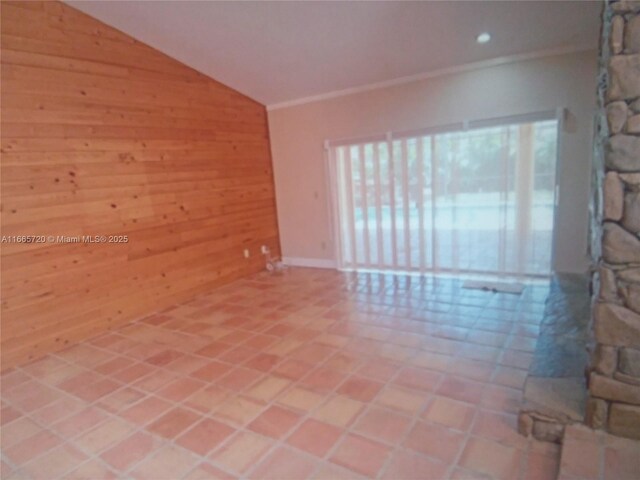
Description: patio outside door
327,115,560,277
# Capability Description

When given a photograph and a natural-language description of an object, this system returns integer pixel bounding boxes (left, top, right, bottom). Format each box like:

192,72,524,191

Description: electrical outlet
243,249,250,258
261,245,269,254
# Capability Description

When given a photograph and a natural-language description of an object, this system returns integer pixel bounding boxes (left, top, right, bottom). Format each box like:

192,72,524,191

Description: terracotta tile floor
1,268,568,479
557,424,640,480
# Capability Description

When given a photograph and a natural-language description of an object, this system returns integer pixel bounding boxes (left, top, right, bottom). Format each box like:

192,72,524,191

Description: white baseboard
282,256,337,269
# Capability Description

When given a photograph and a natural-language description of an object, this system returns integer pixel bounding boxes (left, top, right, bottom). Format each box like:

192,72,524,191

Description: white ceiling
67,1,602,107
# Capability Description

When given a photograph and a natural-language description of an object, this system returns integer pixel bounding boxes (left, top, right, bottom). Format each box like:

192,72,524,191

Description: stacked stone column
587,0,640,439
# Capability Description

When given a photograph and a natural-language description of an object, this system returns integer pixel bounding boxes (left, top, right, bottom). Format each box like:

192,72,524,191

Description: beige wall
268,50,598,274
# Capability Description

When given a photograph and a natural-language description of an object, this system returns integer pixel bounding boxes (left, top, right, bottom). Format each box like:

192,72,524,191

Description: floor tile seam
273,351,420,479
373,372,448,480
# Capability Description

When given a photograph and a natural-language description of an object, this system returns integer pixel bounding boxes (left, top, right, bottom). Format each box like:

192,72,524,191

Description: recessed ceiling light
476,32,491,44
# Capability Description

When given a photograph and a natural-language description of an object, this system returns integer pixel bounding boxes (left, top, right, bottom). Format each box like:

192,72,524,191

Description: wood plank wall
0,1,281,369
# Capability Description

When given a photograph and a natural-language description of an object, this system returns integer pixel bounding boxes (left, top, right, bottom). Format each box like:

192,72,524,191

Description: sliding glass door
328,116,559,276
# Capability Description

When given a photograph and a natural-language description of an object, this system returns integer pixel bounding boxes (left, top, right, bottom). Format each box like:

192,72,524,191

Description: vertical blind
327,114,559,277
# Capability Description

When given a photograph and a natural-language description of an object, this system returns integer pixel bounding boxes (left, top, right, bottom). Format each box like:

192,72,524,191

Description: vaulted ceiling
68,1,601,106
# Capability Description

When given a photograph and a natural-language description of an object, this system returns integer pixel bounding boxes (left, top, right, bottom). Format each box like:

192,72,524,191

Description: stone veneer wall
587,0,640,440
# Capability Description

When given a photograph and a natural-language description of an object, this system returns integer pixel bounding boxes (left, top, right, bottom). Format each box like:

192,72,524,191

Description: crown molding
267,45,595,111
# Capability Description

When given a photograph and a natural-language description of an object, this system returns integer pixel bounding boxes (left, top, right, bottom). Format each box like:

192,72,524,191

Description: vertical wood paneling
0,1,281,368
